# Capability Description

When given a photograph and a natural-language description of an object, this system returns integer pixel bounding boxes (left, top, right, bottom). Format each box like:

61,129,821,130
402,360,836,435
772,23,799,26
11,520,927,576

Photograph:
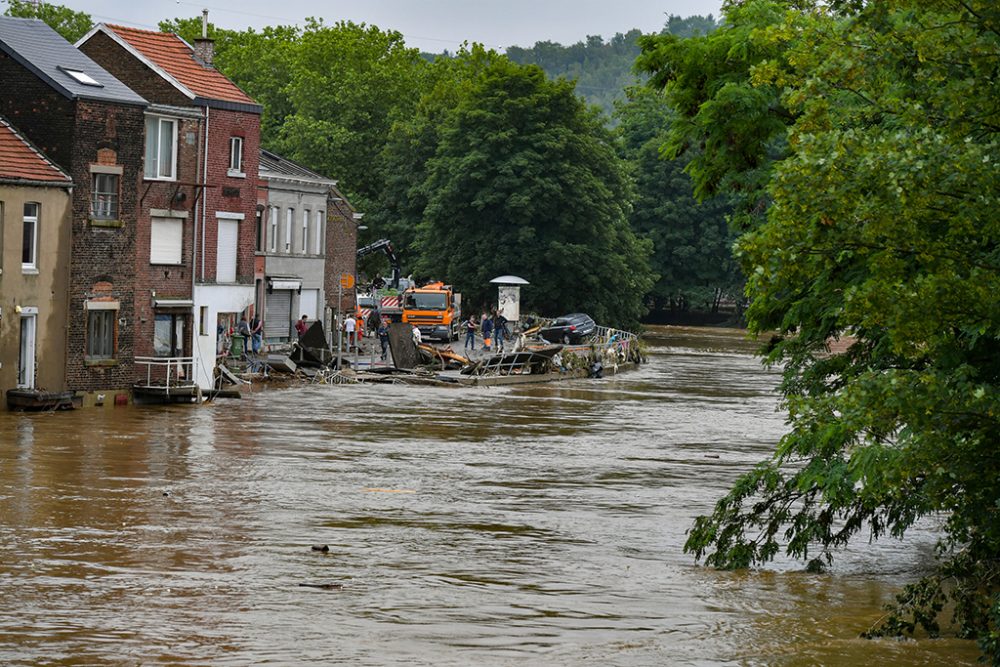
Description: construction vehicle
402,282,462,342
356,238,402,289
356,238,406,322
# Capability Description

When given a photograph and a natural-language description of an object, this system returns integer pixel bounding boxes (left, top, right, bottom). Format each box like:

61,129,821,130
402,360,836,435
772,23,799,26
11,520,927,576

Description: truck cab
402,282,461,342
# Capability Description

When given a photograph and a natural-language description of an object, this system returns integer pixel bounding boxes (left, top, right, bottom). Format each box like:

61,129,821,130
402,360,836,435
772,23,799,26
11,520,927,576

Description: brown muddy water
0,327,979,665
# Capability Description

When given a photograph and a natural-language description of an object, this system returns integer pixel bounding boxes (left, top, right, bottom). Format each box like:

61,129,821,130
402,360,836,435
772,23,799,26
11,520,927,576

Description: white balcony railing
134,356,197,395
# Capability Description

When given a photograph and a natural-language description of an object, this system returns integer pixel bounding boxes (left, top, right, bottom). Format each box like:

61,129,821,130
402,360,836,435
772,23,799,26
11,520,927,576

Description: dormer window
58,66,103,87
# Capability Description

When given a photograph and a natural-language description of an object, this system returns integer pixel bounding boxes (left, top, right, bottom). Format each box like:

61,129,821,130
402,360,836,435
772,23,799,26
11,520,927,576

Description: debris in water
298,582,343,590
311,545,330,552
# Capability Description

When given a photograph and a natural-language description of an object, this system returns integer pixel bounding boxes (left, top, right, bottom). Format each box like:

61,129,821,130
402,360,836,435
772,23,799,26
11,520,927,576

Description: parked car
538,313,597,344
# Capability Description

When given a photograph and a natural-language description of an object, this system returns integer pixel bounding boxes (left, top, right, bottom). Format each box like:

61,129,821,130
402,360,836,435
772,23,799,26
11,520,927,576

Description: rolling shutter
216,218,238,283
150,217,183,264
265,290,292,339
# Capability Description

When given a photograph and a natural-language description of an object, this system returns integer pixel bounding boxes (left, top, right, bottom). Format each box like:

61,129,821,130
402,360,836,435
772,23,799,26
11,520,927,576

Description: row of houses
0,16,361,409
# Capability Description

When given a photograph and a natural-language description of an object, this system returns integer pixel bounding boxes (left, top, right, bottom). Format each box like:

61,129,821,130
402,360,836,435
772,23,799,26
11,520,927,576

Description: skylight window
59,67,103,87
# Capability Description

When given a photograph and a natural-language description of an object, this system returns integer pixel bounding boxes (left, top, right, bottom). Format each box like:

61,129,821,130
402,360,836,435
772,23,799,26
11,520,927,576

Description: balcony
133,356,200,403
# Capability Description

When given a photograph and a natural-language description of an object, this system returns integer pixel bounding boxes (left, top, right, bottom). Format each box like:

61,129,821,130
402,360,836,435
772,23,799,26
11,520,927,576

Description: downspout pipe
201,106,209,281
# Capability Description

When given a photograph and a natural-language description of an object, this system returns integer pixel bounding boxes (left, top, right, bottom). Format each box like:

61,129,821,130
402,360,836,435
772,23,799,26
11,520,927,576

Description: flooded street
0,327,979,665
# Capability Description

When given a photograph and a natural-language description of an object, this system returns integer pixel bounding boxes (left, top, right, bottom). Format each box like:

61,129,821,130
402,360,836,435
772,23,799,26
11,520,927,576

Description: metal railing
591,326,640,363
134,356,197,394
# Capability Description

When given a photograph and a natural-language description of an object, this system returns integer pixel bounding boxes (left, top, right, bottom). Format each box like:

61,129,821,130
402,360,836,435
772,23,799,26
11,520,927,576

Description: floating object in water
311,545,330,552
298,582,343,590
363,488,416,494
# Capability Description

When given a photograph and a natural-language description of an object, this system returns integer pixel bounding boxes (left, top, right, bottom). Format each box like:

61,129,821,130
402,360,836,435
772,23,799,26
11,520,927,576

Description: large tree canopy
399,55,654,326
615,85,738,315
640,0,1000,659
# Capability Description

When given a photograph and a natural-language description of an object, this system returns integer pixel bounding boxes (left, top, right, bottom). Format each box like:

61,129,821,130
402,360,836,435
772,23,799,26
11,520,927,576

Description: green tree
615,87,738,314
3,0,92,42
641,0,1000,658
413,57,654,326
275,19,429,207
372,45,504,278
636,1,793,229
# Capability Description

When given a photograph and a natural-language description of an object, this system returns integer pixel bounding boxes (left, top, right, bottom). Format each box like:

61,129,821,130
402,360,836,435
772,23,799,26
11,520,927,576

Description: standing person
411,323,422,346
295,314,309,338
494,312,509,353
377,318,390,361
463,315,477,352
250,313,263,354
344,313,357,351
236,315,251,355
482,314,494,351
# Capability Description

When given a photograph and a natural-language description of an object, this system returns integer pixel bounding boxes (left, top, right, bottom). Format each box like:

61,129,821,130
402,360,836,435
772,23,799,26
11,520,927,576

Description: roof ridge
105,23,177,37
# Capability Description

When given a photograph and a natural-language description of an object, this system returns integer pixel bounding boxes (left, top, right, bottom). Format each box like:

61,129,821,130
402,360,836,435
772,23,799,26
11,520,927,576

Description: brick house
258,149,337,343
0,114,74,407
0,17,148,408
324,184,362,333
78,23,262,390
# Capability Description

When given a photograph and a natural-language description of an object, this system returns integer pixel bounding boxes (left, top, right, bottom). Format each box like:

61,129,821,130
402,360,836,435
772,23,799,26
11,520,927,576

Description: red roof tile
0,117,71,183
105,24,257,106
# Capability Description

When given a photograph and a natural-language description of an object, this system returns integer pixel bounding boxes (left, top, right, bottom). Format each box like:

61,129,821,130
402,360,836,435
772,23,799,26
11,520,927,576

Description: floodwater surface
0,327,979,665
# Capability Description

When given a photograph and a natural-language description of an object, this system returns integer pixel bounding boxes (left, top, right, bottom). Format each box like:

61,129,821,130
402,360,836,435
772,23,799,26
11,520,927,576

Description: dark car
538,313,597,344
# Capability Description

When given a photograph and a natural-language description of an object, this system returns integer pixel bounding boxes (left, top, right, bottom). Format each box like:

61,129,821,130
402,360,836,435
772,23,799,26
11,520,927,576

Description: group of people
463,310,510,353
233,308,513,364
235,314,264,354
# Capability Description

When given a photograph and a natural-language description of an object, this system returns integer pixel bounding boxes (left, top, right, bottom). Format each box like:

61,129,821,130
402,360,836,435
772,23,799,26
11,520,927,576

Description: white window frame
91,171,120,220
314,210,324,255
17,308,38,389
269,206,278,253
144,115,178,181
302,210,309,255
22,202,38,273
285,208,293,253
228,136,244,177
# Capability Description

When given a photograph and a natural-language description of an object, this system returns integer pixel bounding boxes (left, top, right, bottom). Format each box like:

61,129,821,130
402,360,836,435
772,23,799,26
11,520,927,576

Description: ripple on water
0,326,980,666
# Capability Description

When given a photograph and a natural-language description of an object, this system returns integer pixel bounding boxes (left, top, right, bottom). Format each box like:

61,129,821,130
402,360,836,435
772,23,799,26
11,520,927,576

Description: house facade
0,115,74,405
324,185,362,332
79,23,262,390
0,17,148,408
258,149,336,343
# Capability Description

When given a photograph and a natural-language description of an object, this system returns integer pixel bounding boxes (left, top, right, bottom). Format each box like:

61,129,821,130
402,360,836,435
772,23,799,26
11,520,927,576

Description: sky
59,0,724,52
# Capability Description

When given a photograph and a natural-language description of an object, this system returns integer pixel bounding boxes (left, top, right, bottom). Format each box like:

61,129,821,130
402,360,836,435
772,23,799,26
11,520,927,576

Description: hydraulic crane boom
356,238,401,289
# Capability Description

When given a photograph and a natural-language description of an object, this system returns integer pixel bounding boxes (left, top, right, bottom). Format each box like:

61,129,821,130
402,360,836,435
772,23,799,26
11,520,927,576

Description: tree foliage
379,49,654,326
615,87,739,313
504,16,719,119
641,0,1000,659
3,0,92,42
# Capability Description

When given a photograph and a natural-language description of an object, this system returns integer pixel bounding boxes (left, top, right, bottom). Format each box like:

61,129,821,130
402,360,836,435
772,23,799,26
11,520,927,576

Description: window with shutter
150,217,183,264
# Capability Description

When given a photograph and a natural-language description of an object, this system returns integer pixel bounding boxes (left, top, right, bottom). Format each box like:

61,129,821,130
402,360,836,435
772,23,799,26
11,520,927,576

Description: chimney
193,9,214,67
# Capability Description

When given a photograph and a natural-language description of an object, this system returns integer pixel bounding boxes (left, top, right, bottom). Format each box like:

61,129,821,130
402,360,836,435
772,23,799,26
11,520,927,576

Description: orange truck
401,282,461,342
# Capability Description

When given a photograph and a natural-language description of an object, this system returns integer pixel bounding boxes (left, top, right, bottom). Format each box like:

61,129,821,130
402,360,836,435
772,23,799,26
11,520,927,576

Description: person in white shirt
411,324,422,346
344,314,357,351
